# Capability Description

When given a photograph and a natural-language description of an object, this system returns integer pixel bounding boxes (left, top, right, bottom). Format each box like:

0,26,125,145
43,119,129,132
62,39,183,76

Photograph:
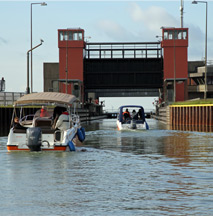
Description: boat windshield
119,106,145,122
34,107,53,119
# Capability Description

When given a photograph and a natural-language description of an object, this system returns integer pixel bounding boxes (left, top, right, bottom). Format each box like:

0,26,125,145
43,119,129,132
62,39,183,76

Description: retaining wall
152,106,170,124
170,105,213,127
153,104,213,132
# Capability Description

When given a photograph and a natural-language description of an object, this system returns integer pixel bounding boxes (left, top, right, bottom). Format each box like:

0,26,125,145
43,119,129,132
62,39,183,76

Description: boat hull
7,145,67,152
7,125,78,152
117,120,147,131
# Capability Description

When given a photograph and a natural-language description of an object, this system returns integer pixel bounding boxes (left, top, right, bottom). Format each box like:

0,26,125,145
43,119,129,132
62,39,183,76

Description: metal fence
0,92,25,106
85,42,162,59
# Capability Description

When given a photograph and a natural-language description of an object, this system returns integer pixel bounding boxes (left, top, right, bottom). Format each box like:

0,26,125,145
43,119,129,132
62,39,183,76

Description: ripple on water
0,119,213,216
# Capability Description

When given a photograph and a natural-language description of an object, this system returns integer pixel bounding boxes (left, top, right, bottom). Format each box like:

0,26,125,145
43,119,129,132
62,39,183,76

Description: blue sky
0,0,213,109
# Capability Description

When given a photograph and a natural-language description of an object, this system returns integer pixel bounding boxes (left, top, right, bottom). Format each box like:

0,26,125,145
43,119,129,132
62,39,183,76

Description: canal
0,119,212,215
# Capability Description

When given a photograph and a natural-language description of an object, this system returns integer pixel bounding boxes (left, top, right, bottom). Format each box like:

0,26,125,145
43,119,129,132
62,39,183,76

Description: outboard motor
26,127,42,151
130,120,137,129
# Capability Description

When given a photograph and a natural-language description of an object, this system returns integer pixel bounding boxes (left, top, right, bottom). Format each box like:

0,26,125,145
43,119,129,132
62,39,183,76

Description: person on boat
54,110,70,131
52,106,66,129
13,117,25,130
95,98,99,105
123,108,131,121
132,109,138,120
138,108,145,122
40,106,49,117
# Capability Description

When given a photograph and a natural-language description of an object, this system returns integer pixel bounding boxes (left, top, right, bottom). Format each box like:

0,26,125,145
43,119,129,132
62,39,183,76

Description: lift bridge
84,42,163,98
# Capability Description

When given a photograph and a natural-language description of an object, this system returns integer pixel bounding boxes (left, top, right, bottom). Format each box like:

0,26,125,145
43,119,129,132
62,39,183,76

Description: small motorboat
7,92,85,152
116,105,149,130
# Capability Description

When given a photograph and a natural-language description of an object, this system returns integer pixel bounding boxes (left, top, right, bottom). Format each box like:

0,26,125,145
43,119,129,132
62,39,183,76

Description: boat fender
77,127,85,142
145,121,149,130
68,141,76,151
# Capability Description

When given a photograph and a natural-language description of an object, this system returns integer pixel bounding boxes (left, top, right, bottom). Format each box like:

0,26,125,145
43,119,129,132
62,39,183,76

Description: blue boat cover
118,105,145,123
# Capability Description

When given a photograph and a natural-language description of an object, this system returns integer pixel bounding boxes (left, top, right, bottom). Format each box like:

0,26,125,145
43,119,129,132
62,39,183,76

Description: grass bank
172,99,213,106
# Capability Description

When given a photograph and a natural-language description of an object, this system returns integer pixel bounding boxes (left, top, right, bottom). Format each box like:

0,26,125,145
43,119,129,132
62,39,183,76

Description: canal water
0,119,213,216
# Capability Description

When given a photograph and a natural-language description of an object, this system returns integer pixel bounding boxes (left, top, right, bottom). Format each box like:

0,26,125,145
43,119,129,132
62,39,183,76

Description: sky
0,0,213,110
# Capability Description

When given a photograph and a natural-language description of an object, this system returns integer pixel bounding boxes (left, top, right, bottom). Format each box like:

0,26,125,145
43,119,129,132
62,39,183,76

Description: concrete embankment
152,106,170,124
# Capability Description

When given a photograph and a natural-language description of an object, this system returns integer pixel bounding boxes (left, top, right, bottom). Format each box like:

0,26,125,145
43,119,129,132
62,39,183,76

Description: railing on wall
85,42,162,59
0,92,25,106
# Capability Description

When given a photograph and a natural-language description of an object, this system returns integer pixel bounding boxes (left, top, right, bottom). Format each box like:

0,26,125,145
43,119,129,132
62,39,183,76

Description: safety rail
85,42,162,59
0,92,25,106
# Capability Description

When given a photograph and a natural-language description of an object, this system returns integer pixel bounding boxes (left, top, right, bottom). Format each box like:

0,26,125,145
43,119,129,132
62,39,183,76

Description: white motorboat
7,92,85,152
116,105,149,131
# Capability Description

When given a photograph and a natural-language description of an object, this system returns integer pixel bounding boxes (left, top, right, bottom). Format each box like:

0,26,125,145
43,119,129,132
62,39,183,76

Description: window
174,30,178,40
168,31,173,40
59,31,64,41
183,30,187,39
64,32,68,41
68,31,72,40
60,30,83,41
177,30,182,39
164,30,168,40
73,32,78,40
79,32,83,40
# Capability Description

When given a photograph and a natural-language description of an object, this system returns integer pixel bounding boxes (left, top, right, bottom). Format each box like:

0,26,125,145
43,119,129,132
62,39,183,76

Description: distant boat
7,92,85,152
117,105,149,130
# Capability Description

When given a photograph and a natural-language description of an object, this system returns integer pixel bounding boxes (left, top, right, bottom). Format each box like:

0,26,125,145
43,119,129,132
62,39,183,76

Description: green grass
172,99,213,105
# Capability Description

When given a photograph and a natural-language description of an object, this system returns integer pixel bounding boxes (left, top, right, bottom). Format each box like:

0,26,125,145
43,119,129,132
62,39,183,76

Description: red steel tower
161,27,188,102
58,28,85,102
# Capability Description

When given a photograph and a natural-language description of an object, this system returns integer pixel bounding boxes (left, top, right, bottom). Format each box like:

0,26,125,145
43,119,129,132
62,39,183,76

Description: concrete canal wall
152,106,170,124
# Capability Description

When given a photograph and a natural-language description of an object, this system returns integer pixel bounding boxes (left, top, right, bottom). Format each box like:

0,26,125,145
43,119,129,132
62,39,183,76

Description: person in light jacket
54,111,70,131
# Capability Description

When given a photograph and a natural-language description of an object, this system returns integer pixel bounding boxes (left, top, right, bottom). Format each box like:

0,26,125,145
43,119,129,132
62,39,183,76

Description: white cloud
95,2,213,62
97,20,138,42
96,3,181,42
129,3,179,32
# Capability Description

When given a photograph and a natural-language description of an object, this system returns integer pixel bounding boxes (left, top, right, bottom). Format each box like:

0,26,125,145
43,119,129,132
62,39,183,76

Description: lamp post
27,40,44,94
192,0,208,99
31,2,47,93
156,35,162,58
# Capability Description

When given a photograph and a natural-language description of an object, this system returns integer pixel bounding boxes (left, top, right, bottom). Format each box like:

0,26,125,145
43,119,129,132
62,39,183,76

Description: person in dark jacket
13,117,25,130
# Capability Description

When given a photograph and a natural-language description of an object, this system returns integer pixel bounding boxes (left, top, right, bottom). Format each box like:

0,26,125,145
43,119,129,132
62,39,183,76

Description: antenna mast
180,0,184,27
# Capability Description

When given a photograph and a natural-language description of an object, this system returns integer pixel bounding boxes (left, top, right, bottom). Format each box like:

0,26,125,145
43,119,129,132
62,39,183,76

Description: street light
31,2,47,93
156,35,162,58
27,39,44,94
192,0,208,99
